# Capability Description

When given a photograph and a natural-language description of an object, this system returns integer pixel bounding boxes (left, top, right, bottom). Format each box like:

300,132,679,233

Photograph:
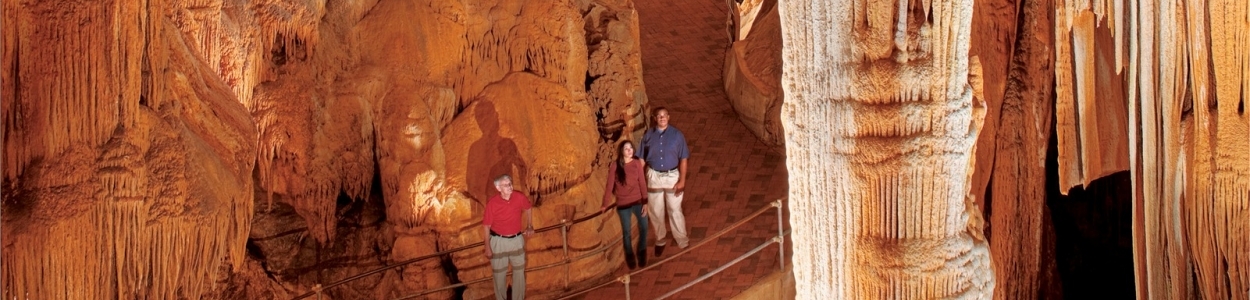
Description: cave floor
588,0,792,298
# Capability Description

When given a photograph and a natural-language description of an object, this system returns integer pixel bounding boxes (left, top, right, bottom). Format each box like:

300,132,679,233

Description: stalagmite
779,0,995,298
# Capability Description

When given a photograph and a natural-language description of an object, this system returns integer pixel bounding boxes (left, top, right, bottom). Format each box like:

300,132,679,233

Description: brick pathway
570,0,793,298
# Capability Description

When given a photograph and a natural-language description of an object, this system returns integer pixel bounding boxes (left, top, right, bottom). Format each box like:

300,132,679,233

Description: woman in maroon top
601,140,650,269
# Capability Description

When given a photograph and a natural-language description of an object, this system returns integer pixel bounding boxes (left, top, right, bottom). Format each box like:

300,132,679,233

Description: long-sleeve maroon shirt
603,159,648,207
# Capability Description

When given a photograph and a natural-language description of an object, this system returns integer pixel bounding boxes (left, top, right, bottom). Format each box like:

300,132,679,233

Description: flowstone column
778,0,995,298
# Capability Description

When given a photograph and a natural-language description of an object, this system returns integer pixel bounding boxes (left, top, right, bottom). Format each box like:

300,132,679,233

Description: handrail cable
655,229,790,299
556,199,785,300
291,208,613,300
393,235,625,300
295,198,787,300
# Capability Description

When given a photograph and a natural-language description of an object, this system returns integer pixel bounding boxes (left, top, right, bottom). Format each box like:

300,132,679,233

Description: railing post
313,284,322,300
561,218,571,288
620,274,632,300
774,199,784,270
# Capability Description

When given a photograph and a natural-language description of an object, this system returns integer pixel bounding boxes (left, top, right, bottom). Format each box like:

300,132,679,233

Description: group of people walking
481,107,691,300
600,106,691,270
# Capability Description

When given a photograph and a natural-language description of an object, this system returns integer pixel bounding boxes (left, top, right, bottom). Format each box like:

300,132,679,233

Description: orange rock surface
4,0,647,298
7,0,1248,298
724,0,782,148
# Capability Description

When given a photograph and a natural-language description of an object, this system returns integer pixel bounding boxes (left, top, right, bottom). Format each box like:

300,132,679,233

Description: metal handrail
557,198,787,300
291,207,614,300
294,198,788,300
393,235,624,299
656,229,790,299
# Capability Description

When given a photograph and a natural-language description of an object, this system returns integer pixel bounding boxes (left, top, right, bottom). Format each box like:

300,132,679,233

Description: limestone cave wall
6,0,1248,298
723,0,781,148
761,0,1249,298
3,0,649,298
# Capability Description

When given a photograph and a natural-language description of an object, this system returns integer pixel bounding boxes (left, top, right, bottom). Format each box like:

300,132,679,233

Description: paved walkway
577,0,792,298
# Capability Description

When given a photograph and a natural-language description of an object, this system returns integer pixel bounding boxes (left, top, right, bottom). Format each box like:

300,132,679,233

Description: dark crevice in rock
246,241,267,262
270,33,308,66
271,34,288,66
982,175,993,243
585,73,601,93
1045,128,1135,297
437,238,466,300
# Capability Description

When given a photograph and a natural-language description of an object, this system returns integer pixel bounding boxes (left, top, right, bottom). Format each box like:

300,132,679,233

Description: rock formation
762,0,1249,298
723,0,783,147
980,0,1245,297
4,0,648,298
778,0,997,298
969,0,1057,298
1110,0,1249,298
2,0,256,298
7,0,1247,297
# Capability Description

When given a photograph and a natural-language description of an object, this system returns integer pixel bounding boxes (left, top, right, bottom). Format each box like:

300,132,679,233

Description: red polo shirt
483,191,532,236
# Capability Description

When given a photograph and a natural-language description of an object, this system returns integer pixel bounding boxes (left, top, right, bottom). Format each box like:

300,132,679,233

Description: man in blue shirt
636,107,691,254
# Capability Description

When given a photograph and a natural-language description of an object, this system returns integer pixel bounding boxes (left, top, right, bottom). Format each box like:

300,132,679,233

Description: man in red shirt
483,174,534,300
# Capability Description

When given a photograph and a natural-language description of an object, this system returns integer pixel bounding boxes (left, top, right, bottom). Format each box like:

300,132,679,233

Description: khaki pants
489,235,525,300
647,168,689,248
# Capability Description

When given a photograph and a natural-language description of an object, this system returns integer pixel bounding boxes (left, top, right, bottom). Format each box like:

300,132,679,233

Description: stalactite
1171,0,1250,299
1053,0,1131,194
3,0,255,297
1054,0,1250,297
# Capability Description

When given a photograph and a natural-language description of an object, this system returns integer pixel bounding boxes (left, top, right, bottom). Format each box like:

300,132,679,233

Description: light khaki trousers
489,235,525,300
647,168,689,248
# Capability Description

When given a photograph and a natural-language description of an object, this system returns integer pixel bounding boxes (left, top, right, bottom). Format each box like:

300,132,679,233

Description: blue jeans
616,203,649,260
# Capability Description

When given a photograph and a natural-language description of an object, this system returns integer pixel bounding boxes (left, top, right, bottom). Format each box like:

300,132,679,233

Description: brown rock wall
723,1,783,147
4,0,646,298
977,0,1057,298
2,0,256,298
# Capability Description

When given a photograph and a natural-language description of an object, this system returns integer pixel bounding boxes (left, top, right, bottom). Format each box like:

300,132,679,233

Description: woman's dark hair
616,140,635,184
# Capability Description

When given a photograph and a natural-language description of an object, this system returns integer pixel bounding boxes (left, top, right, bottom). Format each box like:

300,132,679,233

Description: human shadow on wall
466,100,530,205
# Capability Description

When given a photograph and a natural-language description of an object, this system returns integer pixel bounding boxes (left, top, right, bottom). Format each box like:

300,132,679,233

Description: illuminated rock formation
2,0,255,298
724,0,783,147
778,0,997,298
968,0,1058,298
4,0,646,298
7,0,1246,297
1109,0,1249,298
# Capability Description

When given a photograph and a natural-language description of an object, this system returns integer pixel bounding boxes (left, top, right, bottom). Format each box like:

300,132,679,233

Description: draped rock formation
2,0,256,298
724,0,783,147
778,0,997,298
970,0,1059,298
763,0,1249,297
1114,0,1249,298
4,0,648,298
1046,0,1250,298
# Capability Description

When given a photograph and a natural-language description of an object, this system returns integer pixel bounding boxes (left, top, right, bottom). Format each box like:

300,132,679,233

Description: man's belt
490,231,521,238
650,166,678,173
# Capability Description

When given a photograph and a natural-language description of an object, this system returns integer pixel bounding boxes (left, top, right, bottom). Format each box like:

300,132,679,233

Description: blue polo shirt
636,126,689,171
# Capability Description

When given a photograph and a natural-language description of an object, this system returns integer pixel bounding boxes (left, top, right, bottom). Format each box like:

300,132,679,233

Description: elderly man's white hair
493,174,512,186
